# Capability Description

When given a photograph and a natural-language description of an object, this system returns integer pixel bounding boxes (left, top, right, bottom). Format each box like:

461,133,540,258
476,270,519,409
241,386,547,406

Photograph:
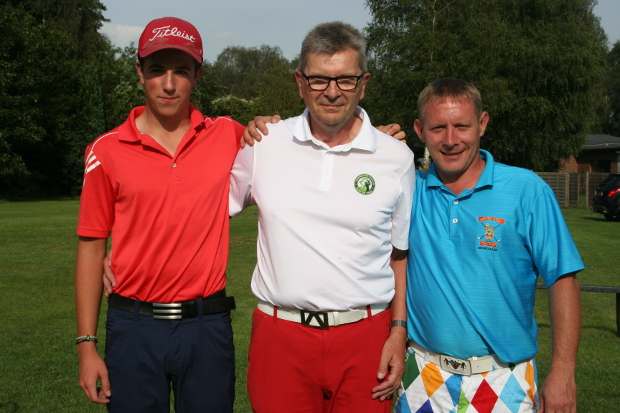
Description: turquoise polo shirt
406,150,584,363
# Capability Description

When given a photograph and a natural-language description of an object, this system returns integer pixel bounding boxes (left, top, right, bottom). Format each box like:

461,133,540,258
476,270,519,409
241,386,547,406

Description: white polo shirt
230,107,415,311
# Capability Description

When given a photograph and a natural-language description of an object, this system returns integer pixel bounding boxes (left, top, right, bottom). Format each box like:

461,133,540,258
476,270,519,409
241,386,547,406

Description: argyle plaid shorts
395,347,538,413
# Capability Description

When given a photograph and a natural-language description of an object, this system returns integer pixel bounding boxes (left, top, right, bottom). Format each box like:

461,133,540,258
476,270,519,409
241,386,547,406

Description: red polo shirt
77,105,243,302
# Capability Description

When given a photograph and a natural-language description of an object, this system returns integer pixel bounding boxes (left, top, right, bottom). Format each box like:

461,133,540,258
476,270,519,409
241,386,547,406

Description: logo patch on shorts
354,174,375,195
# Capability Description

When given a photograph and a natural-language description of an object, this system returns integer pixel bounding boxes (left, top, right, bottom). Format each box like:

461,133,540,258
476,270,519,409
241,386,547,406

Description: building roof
584,134,620,150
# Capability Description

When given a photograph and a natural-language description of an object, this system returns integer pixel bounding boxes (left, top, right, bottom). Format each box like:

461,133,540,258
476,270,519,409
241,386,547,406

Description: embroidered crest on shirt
354,174,375,195
477,216,505,251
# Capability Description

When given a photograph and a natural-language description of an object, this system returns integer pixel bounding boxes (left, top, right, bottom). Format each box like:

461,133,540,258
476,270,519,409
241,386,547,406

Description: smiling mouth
321,103,343,110
441,150,464,157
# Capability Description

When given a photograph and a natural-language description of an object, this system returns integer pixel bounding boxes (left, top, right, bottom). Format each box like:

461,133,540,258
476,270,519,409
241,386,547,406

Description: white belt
408,340,509,376
257,300,388,329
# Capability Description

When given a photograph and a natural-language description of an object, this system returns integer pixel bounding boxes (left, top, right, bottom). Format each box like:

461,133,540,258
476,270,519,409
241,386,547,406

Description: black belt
108,290,236,320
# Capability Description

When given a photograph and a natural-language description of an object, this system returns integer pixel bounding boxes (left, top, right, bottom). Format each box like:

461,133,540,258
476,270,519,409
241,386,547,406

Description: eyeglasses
301,73,365,91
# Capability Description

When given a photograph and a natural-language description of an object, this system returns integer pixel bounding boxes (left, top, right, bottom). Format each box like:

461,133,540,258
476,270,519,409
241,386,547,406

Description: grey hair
297,21,367,73
418,78,483,120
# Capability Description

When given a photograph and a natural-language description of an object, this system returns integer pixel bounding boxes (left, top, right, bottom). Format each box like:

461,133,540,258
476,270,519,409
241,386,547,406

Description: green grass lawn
0,200,618,412
535,208,620,413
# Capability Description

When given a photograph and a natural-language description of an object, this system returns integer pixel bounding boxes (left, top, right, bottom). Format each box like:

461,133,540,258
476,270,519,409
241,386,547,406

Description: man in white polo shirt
229,21,415,413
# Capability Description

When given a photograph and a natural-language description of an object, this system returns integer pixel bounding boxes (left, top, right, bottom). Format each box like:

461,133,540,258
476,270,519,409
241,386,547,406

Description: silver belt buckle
153,302,182,320
440,354,472,375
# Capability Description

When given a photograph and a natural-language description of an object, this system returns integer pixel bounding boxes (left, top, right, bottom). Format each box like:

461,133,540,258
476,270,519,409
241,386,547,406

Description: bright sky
99,0,620,63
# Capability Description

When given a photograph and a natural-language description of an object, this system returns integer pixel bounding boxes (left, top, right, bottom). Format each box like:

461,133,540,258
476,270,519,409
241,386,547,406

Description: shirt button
454,200,459,204
452,218,458,224
172,163,177,168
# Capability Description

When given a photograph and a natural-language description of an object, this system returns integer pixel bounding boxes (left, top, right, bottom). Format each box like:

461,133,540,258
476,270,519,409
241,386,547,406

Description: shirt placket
319,151,335,190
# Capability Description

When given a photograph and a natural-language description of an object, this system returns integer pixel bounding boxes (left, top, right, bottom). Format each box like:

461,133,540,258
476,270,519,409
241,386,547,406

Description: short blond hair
418,78,483,120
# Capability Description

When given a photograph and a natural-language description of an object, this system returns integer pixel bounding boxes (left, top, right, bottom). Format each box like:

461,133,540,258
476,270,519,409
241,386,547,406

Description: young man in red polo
75,17,243,412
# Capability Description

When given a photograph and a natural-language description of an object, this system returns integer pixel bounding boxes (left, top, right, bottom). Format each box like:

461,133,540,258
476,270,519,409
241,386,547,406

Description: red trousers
247,306,393,413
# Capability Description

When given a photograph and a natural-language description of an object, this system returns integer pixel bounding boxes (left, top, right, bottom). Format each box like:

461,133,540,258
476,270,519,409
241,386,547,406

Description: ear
136,61,145,85
414,119,426,143
294,70,304,99
192,65,203,88
358,72,371,101
479,111,489,136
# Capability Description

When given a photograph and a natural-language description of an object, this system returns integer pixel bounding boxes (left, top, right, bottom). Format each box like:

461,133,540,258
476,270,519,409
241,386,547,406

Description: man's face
414,97,489,185
137,48,201,119
295,48,369,131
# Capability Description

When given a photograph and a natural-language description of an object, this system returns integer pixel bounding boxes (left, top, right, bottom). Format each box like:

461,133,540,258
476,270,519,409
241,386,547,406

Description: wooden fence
536,172,610,208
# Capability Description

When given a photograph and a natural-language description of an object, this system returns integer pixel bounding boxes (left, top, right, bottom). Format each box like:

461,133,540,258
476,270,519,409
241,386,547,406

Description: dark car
593,173,620,220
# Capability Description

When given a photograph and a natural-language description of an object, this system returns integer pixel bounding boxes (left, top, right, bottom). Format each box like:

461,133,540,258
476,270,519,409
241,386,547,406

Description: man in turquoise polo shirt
397,78,583,413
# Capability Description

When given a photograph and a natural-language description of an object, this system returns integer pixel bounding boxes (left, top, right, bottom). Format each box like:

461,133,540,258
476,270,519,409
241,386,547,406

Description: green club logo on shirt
354,174,375,195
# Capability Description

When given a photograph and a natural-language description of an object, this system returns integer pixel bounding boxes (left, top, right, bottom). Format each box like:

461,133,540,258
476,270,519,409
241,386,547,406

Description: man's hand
102,251,116,298
371,328,406,401
78,344,111,404
376,124,406,143
539,369,577,413
240,115,282,147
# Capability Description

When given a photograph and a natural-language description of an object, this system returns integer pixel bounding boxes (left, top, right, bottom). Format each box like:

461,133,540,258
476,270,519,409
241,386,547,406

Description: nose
162,71,175,93
443,126,457,147
323,79,341,99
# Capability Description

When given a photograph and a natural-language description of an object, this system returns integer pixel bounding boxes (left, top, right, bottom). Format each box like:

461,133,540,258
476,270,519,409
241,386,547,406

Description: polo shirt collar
427,149,495,190
293,106,377,152
475,150,495,189
117,104,205,144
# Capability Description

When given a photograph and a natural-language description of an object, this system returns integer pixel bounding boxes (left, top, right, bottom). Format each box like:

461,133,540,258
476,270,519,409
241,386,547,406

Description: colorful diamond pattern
444,374,462,407
421,362,444,398
402,350,422,390
471,379,499,413
499,374,527,413
397,353,539,413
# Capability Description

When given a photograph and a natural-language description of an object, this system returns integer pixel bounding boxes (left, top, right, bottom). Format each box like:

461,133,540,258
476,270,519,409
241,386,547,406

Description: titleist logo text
149,26,195,43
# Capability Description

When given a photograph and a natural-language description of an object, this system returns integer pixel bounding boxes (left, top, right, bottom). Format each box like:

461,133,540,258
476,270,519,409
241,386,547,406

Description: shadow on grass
538,323,619,337
0,402,19,412
579,216,620,222
0,196,79,203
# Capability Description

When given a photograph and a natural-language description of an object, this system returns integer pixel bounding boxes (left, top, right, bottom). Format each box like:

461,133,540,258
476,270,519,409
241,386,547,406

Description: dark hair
298,21,367,73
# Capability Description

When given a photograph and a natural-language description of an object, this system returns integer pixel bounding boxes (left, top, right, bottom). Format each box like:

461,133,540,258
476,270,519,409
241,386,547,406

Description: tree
103,45,145,130
251,64,305,121
0,0,109,59
603,41,620,137
209,45,303,120
0,5,80,195
364,0,608,170
63,58,107,195
211,95,258,126
193,61,226,117
213,45,291,98
0,2,112,196
0,6,42,190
